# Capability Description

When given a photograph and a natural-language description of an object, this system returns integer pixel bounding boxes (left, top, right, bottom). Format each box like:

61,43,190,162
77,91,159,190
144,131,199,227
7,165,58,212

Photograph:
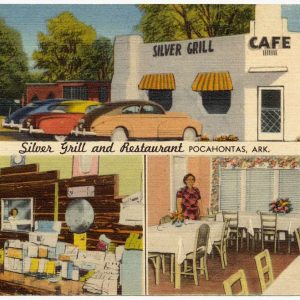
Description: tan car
73,100,202,141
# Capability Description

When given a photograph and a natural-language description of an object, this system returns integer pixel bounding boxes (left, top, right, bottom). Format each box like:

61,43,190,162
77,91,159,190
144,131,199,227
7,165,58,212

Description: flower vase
174,220,183,227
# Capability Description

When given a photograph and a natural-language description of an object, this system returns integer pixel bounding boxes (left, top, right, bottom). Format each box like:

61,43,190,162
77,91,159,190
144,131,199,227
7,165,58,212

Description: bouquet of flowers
269,198,292,213
170,211,185,224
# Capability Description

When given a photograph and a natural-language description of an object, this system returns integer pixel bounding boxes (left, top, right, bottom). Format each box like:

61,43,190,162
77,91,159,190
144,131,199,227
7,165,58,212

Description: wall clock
65,199,94,233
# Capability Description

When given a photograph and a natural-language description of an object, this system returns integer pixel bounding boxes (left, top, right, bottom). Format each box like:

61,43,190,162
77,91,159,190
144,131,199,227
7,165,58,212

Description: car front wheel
183,128,197,141
111,127,128,142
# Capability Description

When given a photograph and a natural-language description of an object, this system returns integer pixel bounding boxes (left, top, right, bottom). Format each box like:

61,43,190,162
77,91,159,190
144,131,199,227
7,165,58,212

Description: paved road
0,131,50,141
0,129,106,142
0,116,106,141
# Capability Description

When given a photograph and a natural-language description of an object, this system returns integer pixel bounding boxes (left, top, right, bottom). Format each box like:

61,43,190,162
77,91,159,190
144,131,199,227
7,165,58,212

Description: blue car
0,99,22,116
2,99,67,129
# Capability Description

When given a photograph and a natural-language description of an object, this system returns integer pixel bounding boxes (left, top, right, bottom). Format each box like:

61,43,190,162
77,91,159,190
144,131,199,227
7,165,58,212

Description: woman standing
176,173,201,220
8,207,19,230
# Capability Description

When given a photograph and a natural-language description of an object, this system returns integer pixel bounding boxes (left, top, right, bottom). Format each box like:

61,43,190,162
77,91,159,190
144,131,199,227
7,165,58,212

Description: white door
258,86,284,141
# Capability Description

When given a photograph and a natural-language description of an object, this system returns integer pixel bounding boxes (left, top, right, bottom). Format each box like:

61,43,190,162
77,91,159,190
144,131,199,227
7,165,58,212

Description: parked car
72,100,203,141
2,99,67,129
20,100,102,141
0,99,22,117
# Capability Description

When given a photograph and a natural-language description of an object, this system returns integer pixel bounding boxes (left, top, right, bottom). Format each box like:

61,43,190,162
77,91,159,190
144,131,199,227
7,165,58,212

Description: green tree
81,36,114,80
0,18,28,99
33,12,96,81
136,4,255,42
27,71,48,83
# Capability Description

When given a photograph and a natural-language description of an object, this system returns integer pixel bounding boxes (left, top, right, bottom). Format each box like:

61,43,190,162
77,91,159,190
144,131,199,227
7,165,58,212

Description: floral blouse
176,186,201,220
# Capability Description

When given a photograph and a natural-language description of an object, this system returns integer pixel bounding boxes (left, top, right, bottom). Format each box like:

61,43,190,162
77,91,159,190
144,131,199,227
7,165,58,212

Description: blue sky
0,4,141,68
0,4,300,69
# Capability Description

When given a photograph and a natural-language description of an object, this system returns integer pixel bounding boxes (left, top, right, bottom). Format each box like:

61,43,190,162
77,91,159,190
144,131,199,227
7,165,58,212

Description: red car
19,100,101,141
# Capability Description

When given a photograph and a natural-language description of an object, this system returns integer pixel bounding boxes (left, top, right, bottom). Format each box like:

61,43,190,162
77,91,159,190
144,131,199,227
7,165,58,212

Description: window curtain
220,169,241,211
245,169,274,212
279,170,300,212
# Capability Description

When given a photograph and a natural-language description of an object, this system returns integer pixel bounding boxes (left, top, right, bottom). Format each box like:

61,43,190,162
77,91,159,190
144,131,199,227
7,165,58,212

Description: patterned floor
147,240,298,295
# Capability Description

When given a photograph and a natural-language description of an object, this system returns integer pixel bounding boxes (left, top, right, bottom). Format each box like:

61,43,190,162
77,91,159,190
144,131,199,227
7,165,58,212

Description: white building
111,5,300,141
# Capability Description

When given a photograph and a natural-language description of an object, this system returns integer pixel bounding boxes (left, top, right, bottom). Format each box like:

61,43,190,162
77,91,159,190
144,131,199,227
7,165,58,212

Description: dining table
147,220,224,289
216,212,300,252
263,255,300,295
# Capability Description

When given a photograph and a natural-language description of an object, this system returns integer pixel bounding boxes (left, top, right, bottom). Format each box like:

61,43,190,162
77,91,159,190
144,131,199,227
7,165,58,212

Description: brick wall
26,81,111,104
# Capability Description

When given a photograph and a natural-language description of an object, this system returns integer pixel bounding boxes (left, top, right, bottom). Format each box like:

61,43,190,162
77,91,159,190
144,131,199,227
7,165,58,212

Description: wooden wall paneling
0,164,38,176
0,165,143,251
57,174,142,249
0,182,57,221
0,183,56,198
0,231,29,248
0,166,59,248
0,170,58,184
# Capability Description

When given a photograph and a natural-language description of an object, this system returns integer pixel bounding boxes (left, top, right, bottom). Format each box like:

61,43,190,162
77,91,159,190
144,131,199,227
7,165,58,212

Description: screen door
258,87,283,141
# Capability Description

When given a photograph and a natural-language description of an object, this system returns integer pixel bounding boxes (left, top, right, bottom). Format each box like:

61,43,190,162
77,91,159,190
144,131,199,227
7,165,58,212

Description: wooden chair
204,207,217,221
295,227,300,253
213,219,230,269
176,223,210,285
223,269,249,295
260,213,278,253
222,211,243,251
158,215,173,276
148,215,173,284
254,249,274,293
148,253,161,285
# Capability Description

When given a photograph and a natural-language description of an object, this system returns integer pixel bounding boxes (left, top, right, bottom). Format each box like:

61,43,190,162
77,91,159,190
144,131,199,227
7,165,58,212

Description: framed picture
1,198,33,232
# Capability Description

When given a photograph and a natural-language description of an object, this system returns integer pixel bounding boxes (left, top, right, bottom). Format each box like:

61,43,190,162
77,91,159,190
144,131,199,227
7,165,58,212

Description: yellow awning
138,73,176,90
192,72,233,92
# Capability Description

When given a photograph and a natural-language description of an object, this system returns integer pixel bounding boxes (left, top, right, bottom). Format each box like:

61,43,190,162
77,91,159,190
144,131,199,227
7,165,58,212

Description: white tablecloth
263,256,300,295
216,213,300,236
148,220,224,264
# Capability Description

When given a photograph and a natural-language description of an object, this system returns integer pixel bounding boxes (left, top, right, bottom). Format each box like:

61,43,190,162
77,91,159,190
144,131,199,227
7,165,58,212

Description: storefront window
31,95,39,102
47,92,55,99
148,90,172,111
201,91,231,114
99,86,108,103
63,86,88,100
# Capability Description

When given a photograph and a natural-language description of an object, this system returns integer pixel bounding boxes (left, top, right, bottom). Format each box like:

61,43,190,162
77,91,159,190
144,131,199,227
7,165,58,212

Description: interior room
0,155,144,295
147,155,300,295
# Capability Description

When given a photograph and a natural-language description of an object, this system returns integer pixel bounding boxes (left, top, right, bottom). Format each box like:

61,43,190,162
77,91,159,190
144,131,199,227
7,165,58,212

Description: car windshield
122,105,141,114
8,105,39,119
85,105,99,113
86,105,117,116
30,103,61,114
49,105,68,113
141,104,164,114
27,102,39,107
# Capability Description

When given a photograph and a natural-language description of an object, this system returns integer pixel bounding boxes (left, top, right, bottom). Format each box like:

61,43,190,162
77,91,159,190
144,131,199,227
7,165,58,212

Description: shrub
213,134,239,141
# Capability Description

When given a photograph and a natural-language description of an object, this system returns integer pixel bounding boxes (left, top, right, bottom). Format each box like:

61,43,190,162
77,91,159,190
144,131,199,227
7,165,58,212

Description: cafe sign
249,36,291,49
153,40,214,57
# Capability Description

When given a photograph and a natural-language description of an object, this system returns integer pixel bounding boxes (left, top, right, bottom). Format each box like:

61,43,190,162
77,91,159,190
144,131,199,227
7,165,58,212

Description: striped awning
192,72,233,92
138,73,176,90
